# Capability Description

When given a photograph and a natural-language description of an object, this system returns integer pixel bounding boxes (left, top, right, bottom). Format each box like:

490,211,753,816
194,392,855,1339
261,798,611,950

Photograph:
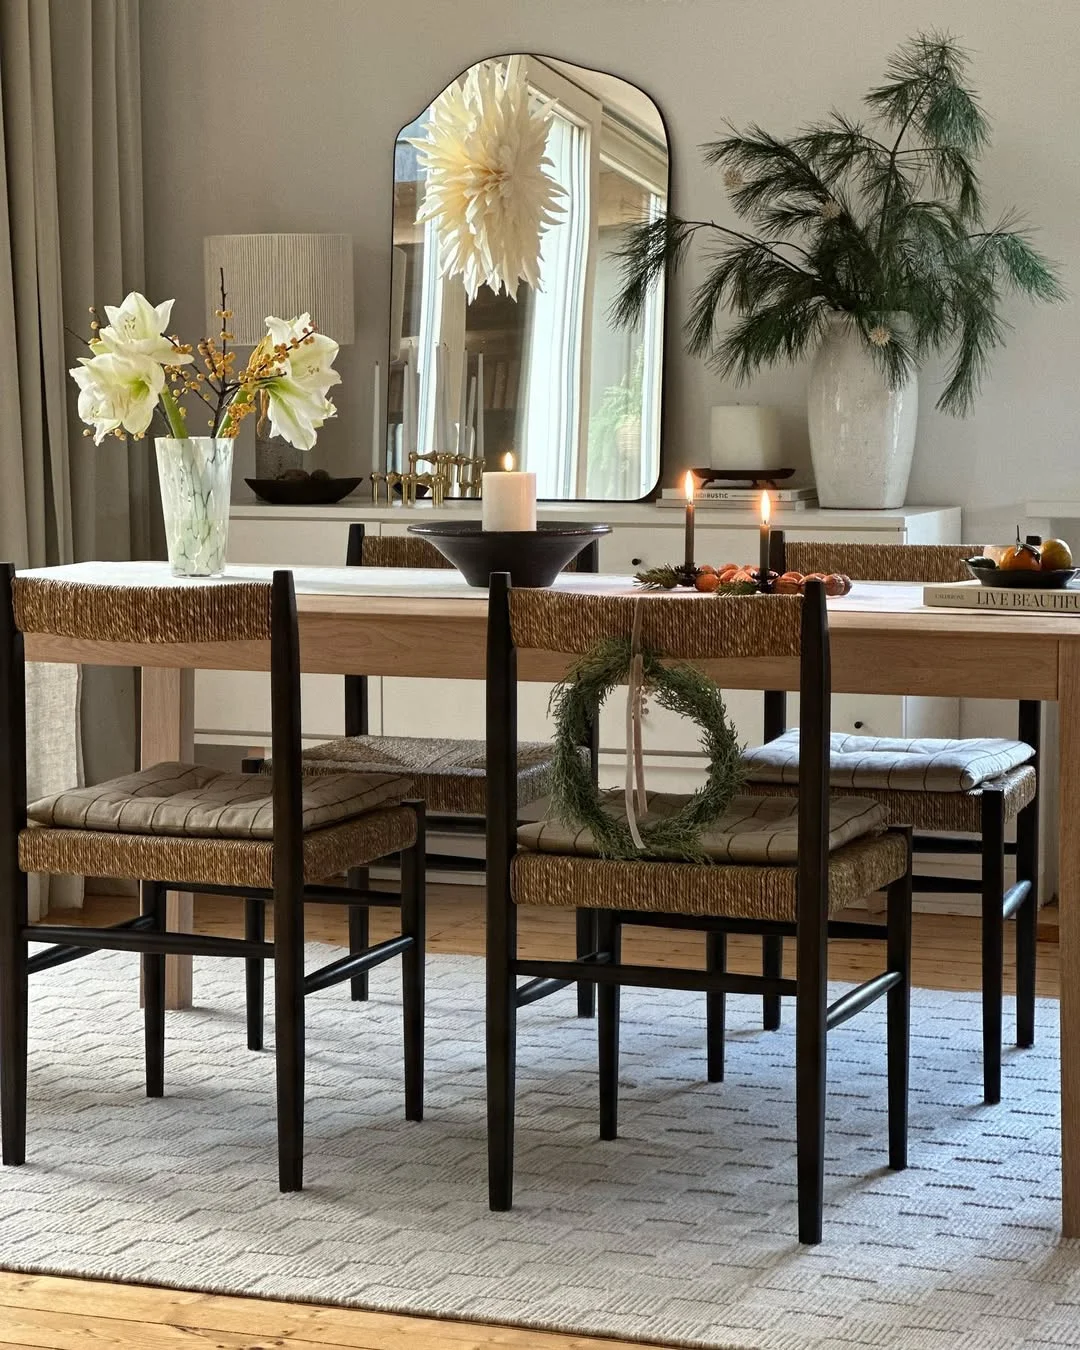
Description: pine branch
610,30,1063,419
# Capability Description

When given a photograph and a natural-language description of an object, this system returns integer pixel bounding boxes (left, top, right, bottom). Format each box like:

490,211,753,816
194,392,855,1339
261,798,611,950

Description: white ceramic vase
155,437,234,577
807,313,917,509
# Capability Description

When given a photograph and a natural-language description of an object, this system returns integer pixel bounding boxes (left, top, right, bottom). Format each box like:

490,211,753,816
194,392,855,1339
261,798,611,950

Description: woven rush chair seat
19,806,416,891
27,762,412,838
519,792,888,864
513,830,908,923
298,735,556,816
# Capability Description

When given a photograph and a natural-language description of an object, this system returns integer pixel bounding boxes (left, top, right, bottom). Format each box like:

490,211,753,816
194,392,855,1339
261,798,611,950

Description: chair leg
981,790,1006,1106
142,880,166,1098
597,910,621,1140
347,866,370,1002
576,908,597,1018
0,868,28,1166
795,915,827,1245
762,935,783,1029
400,806,426,1123
886,833,913,1171
706,930,726,1083
274,878,305,1193
487,881,517,1212
1015,796,1039,1050
244,898,265,1052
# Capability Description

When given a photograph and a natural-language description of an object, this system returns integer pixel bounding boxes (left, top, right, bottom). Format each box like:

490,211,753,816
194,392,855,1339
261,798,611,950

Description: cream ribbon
624,602,649,850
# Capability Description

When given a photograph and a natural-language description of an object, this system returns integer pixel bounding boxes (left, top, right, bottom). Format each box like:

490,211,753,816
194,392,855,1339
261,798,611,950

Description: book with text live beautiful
923,580,1080,612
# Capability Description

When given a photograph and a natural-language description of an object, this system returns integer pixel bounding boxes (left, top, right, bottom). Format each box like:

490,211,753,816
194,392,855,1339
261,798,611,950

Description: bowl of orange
966,536,1078,589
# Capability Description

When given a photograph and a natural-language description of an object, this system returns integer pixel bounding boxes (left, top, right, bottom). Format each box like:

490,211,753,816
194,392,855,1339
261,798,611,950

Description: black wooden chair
485,575,913,1244
263,522,601,1021
0,566,425,1191
745,537,1039,1105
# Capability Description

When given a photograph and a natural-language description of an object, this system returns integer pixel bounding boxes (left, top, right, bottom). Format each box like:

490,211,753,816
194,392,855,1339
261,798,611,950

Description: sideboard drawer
228,516,353,565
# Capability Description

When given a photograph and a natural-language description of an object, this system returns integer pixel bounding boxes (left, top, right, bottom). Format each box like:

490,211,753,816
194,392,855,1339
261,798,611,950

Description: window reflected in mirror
388,56,667,501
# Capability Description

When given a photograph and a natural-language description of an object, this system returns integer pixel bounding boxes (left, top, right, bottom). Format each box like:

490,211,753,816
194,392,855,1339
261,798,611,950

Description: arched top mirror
386,54,668,501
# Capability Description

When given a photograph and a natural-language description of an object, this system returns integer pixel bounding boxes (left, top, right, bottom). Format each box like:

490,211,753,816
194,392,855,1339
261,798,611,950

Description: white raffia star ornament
409,59,566,301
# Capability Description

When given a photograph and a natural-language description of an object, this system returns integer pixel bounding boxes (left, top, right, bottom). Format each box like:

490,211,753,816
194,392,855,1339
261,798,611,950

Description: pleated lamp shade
203,233,355,346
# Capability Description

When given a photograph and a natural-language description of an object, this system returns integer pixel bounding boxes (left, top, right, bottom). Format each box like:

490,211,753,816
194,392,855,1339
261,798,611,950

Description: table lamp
203,233,355,478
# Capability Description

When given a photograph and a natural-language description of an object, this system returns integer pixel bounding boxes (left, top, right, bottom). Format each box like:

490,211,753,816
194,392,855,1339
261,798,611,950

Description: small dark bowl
408,520,611,588
965,559,1080,589
246,475,362,505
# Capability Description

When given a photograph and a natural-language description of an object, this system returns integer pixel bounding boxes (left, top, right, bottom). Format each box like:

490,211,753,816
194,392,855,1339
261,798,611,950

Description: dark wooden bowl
246,476,362,505
407,520,611,588
965,558,1080,589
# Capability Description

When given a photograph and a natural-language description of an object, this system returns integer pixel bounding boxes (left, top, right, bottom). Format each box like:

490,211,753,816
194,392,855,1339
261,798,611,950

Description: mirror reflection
386,55,668,501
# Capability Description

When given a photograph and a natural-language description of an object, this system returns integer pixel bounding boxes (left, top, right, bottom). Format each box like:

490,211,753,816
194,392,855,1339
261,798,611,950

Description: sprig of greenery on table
612,31,1064,414
634,562,757,593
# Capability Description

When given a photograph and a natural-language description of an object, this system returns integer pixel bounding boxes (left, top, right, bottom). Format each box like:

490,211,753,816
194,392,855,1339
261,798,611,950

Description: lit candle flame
684,470,695,503
760,489,771,527
503,452,515,472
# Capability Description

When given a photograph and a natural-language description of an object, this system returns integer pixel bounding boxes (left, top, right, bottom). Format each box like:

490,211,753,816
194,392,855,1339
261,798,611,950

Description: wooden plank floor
0,888,1058,1350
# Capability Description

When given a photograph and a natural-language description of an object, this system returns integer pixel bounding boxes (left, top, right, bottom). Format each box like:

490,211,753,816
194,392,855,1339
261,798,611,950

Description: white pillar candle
482,451,536,532
709,405,783,471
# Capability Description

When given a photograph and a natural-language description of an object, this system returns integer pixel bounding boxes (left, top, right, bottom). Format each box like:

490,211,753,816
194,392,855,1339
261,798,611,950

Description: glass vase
155,437,234,577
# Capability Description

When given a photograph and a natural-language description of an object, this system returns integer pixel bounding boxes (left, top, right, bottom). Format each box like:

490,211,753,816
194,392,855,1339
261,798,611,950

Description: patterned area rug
0,945,1077,1350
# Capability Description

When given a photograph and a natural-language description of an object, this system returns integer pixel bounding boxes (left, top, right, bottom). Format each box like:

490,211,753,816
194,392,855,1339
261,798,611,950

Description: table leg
141,667,194,1010
1058,641,1080,1235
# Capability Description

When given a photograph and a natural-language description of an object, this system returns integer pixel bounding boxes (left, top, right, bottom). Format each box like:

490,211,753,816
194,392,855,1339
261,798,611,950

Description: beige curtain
0,0,149,913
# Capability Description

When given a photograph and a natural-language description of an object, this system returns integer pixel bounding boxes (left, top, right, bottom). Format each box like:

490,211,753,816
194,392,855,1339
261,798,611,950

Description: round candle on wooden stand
482,452,537,532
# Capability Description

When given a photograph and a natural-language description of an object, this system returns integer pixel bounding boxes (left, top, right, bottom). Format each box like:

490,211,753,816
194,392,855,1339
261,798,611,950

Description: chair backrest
343,522,600,737
486,577,832,920
782,540,974,584
357,533,454,570
1,567,306,881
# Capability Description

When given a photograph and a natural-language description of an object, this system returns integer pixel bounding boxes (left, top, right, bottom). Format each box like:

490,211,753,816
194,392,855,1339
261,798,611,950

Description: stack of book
657,484,818,510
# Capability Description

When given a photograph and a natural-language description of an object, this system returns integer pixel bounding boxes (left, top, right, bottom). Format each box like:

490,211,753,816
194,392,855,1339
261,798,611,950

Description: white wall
139,0,1079,538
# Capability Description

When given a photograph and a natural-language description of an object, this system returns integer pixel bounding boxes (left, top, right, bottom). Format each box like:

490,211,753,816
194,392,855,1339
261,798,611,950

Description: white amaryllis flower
69,351,166,443
262,377,336,451
253,313,341,450
264,313,342,398
91,292,192,366
409,59,566,301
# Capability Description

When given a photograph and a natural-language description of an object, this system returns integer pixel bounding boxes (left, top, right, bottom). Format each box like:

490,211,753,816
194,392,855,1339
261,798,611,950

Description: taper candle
758,490,772,592
371,360,381,467
683,470,696,574
456,350,469,454
476,352,485,461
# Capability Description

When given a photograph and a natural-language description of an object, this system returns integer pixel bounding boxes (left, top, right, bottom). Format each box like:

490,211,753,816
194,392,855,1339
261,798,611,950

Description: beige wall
139,0,1079,538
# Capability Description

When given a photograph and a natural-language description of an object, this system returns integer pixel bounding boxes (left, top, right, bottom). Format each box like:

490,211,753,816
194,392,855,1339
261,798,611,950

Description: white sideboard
199,498,962,790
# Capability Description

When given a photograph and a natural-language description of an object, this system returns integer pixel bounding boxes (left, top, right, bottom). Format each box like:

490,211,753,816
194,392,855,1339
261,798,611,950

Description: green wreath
549,637,745,861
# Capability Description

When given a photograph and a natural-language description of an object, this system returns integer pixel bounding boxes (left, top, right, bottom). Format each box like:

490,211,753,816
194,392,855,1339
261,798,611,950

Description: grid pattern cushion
299,735,558,816
741,731,1035,792
26,762,412,840
518,792,887,864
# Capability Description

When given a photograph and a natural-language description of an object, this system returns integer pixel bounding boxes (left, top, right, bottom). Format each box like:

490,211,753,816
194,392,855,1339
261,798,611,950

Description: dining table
18,559,1080,1237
